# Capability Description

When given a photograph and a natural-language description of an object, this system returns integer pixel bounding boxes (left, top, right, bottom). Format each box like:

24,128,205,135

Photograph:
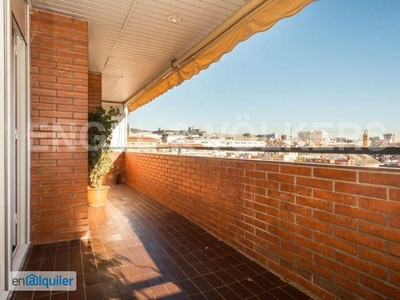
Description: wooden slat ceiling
30,0,250,103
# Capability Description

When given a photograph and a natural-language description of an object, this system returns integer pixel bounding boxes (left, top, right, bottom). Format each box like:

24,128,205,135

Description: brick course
30,9,89,244
125,153,400,300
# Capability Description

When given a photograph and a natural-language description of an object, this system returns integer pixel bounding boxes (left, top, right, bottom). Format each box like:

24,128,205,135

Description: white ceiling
30,0,251,103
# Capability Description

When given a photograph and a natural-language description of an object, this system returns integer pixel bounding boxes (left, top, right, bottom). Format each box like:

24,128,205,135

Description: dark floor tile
85,271,100,286
32,291,50,298
202,289,224,300
190,251,208,262
215,286,241,300
159,270,176,283
57,241,69,249
56,248,69,259
202,274,225,289
86,284,104,299
160,258,178,269
246,260,267,273
181,253,199,265
223,267,247,281
168,268,188,281
191,276,213,292
146,275,163,287
68,288,85,299
43,249,57,259
83,261,98,273
40,259,55,271
227,282,253,299
181,266,199,278
103,292,122,300
224,254,242,266
281,284,312,300
99,269,116,283
178,280,200,296
49,292,68,299
238,278,268,296
120,292,138,299
171,255,189,267
31,244,46,252
28,251,44,261
31,295,50,300
189,293,208,300
190,262,211,276
132,277,149,290
214,270,237,285
101,281,120,297
268,287,296,300
24,260,41,270
69,240,81,248
262,272,286,286
11,290,34,300
116,278,135,295
250,274,278,292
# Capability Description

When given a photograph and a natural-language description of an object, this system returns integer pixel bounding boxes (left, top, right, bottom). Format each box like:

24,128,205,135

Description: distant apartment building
383,133,397,143
202,139,266,148
188,126,206,136
298,130,324,145
256,133,279,139
127,137,159,150
183,138,265,148
154,126,206,136
264,152,298,162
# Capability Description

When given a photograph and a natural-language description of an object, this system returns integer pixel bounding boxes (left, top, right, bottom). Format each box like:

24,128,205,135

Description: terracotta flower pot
87,185,110,207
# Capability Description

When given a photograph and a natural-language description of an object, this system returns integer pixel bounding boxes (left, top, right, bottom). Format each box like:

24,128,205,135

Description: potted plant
87,106,120,207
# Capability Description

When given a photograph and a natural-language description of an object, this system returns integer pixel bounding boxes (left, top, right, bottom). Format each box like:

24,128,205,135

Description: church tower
363,129,369,147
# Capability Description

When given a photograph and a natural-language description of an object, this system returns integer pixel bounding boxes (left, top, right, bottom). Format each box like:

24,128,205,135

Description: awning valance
126,0,315,112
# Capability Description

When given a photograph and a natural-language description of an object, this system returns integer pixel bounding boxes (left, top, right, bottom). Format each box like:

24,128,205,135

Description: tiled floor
12,184,313,300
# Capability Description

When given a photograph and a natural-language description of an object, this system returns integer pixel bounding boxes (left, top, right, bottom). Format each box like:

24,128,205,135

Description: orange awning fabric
126,0,315,112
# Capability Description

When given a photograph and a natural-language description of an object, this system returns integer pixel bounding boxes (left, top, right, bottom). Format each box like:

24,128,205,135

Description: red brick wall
30,9,89,244
125,153,400,300
88,72,102,112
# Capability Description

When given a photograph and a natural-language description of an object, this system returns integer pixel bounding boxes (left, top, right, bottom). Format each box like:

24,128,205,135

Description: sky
128,0,400,139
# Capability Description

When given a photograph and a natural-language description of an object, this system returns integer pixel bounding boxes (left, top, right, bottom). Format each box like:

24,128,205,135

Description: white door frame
0,0,9,299
0,1,30,298
11,16,30,272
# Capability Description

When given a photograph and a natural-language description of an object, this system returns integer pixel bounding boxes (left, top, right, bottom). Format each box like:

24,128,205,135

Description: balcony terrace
13,184,312,300
2,0,400,299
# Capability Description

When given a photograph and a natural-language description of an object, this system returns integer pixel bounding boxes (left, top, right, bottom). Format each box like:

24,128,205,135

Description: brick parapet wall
109,151,126,183
88,72,102,112
30,9,89,244
125,153,400,300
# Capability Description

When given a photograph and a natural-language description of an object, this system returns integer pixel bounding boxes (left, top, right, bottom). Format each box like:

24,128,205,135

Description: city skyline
128,0,400,138
129,124,398,143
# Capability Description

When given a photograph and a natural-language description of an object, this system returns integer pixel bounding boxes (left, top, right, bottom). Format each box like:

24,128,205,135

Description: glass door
10,18,29,271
